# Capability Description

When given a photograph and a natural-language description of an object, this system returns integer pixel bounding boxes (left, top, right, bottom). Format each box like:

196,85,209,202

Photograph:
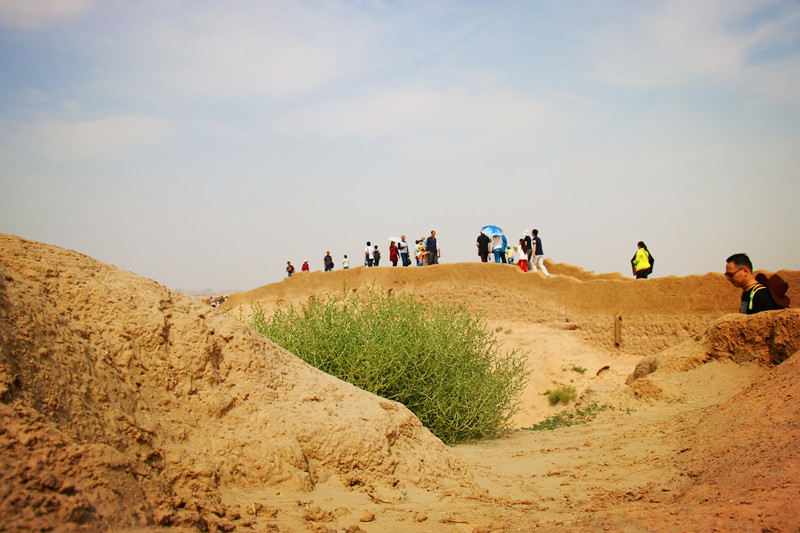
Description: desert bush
545,385,577,405
248,286,528,445
525,402,609,431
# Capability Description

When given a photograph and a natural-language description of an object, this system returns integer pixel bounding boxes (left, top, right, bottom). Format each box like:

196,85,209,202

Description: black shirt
477,234,491,255
740,284,780,314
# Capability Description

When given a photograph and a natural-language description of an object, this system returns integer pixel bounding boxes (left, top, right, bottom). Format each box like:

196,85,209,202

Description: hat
755,273,790,308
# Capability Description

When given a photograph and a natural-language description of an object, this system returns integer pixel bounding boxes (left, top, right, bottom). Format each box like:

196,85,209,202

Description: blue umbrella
481,225,504,236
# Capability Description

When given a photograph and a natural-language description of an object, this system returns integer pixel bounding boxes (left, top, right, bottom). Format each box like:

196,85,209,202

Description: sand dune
1,233,799,531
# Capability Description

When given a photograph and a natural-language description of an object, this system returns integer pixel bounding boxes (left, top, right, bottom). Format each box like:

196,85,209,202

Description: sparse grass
524,402,610,431
247,285,529,445
545,385,577,405
571,366,587,374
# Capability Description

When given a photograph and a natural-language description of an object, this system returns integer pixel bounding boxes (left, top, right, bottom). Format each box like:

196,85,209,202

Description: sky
1,0,799,292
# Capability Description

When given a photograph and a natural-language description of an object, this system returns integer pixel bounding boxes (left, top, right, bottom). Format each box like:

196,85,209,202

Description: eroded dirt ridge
1,233,799,531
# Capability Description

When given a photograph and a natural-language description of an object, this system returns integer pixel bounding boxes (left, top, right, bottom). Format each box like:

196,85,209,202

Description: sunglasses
725,267,744,279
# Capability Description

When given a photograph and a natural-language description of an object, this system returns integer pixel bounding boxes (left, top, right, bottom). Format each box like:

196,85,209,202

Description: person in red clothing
389,241,399,266
301,261,309,272
516,239,528,272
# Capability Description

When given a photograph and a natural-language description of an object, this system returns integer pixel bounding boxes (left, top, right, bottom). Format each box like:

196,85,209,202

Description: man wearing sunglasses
725,253,781,314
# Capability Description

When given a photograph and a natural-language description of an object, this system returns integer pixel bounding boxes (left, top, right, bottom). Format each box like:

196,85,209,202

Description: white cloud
586,0,800,90
144,4,371,102
18,115,174,162
270,85,558,140
0,0,92,30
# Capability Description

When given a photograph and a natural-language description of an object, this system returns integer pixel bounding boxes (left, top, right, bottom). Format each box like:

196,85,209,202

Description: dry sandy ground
1,233,799,532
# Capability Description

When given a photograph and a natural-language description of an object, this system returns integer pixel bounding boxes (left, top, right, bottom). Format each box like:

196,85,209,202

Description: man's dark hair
532,229,539,236
726,253,752,271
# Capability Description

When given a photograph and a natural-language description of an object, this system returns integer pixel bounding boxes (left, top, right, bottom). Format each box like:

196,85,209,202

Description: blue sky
1,0,799,291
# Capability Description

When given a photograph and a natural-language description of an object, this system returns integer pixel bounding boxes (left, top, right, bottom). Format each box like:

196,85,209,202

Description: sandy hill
1,233,799,532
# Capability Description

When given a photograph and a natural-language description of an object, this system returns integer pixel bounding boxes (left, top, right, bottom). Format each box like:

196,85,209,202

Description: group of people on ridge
283,235,792,317
364,232,440,267
285,232,441,276
476,229,550,275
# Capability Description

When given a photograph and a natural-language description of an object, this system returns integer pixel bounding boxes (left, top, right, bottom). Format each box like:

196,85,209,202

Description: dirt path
211,344,770,532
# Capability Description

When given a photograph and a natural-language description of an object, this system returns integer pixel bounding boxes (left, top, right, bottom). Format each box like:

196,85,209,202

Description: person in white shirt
364,241,374,267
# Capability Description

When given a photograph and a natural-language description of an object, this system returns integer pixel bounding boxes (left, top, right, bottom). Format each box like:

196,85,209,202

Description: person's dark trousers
401,253,409,266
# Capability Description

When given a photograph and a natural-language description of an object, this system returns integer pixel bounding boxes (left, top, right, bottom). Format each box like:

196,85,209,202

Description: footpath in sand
1,232,799,532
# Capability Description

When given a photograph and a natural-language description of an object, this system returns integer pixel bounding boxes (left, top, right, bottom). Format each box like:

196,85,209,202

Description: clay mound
673,349,800,529
577,350,800,532
0,234,472,530
627,309,800,399
543,260,628,281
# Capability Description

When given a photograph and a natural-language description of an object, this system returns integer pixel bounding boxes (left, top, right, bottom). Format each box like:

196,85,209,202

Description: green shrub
545,385,577,405
248,286,528,445
524,402,609,431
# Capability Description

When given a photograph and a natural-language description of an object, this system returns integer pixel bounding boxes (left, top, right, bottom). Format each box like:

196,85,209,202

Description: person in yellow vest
631,241,652,279
725,253,782,314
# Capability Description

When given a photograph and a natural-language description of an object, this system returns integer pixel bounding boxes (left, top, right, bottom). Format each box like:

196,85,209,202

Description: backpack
755,273,790,308
647,251,655,272
374,249,381,261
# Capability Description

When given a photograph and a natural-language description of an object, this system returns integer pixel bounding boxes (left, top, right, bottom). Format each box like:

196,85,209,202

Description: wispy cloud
142,3,373,103
15,114,173,162
584,0,800,95
0,0,92,30
270,84,559,140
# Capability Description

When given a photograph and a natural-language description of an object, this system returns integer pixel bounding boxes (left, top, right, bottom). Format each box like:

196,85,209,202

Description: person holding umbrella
480,226,506,263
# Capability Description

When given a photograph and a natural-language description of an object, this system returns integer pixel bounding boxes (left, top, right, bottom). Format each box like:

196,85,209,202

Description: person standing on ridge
426,231,440,265
365,241,374,267
530,229,550,276
415,239,426,266
477,232,491,262
523,230,533,271
631,241,652,279
399,236,410,266
324,251,334,271
516,239,529,272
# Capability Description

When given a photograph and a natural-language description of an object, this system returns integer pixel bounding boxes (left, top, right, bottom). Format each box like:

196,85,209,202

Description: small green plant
571,366,587,374
544,385,577,405
248,285,529,445
524,402,610,431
